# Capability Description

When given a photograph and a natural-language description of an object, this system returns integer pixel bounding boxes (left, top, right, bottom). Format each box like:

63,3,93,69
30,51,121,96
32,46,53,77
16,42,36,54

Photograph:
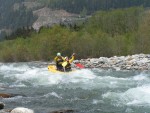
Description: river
0,62,150,113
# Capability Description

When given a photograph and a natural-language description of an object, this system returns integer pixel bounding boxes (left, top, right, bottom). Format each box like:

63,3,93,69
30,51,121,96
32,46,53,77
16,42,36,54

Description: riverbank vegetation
0,7,150,62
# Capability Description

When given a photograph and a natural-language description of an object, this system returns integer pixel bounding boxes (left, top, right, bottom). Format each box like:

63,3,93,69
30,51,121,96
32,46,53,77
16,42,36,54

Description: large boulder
10,107,34,113
0,102,4,110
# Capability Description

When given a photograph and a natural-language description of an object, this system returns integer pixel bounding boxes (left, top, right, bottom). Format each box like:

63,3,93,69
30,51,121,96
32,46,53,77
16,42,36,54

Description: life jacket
65,55,75,70
54,56,65,70
55,56,64,64
65,61,71,70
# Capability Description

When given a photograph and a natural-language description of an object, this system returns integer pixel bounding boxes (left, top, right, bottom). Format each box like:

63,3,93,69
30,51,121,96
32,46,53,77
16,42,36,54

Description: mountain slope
1,0,150,40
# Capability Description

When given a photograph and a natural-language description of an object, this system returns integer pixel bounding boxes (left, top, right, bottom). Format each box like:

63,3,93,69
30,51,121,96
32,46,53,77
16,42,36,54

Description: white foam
0,63,29,72
2,62,149,93
102,84,150,106
0,62,98,87
133,73,149,81
47,69,97,85
92,99,104,104
44,92,62,99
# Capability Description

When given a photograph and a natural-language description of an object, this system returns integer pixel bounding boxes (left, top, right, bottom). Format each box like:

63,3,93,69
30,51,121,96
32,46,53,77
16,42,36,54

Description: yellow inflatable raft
48,65,75,73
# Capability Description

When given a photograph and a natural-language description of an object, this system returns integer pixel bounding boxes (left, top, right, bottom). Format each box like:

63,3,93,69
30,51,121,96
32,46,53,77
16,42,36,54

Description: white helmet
57,53,61,56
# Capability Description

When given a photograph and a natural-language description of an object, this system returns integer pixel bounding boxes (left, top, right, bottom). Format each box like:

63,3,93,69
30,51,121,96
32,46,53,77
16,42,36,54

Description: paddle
62,61,67,72
62,61,67,67
75,63,84,69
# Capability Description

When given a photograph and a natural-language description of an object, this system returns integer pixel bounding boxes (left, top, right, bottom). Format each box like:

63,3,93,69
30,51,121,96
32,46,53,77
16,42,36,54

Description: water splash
101,72,150,107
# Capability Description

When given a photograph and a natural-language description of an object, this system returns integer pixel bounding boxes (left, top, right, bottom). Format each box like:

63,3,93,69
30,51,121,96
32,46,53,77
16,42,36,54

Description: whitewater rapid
0,62,150,113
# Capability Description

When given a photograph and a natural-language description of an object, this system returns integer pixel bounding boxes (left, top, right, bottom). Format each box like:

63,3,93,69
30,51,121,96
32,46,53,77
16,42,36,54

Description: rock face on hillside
32,7,79,31
23,2,42,9
0,1,84,39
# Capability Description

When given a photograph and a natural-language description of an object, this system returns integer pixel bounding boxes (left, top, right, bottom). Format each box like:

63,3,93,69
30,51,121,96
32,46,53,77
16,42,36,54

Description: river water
0,62,150,113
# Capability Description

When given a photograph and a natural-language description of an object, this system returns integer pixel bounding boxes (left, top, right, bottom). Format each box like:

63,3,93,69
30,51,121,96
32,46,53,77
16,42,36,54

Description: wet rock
11,107,34,113
0,103,4,110
0,93,26,98
50,109,74,113
0,94,12,98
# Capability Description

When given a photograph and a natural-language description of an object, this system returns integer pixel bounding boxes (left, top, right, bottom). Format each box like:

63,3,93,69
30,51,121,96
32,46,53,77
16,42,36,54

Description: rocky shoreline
75,54,150,71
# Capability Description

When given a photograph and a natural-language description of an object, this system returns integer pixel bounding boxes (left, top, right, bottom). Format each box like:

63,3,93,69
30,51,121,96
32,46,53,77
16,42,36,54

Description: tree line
38,0,150,14
0,7,150,62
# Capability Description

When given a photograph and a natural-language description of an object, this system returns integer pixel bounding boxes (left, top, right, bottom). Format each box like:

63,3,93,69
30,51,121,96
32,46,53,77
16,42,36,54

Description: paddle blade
75,63,84,69
62,61,67,67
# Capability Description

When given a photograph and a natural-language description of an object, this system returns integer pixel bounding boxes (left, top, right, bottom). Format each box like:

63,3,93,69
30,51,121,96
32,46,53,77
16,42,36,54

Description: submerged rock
0,94,12,98
50,109,74,113
0,93,26,98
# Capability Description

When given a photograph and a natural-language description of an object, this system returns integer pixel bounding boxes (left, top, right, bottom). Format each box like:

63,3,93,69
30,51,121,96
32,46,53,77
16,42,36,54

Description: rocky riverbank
75,54,150,70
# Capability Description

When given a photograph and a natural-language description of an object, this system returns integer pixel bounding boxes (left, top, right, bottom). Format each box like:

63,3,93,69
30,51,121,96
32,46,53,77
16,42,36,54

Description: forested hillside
0,0,150,39
38,0,150,14
1,7,150,62
0,0,36,40
1,0,150,40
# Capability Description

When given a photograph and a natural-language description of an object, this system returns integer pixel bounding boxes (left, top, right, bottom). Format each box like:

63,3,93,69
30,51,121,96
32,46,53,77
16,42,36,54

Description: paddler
54,52,65,71
63,53,75,72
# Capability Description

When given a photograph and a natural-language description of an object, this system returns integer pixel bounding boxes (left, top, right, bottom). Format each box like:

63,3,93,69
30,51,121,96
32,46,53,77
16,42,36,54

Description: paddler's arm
69,53,75,63
62,56,65,61
59,57,65,65
54,56,58,63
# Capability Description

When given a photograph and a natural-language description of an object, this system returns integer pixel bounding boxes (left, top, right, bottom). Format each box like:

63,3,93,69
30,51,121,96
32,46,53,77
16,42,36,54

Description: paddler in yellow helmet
54,52,65,71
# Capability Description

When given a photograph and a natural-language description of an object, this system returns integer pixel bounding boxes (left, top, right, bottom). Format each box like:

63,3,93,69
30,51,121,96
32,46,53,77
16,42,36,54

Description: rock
0,94,12,98
11,107,34,113
0,93,26,98
50,109,74,113
74,54,150,70
32,7,81,31
0,103,4,110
